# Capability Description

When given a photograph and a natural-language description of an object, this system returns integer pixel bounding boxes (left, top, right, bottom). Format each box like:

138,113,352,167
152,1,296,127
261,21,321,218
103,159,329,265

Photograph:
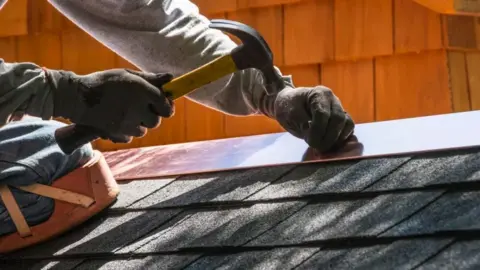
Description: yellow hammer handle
162,54,238,100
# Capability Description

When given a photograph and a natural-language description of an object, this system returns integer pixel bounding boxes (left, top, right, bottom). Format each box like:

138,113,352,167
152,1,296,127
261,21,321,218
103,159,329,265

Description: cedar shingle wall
0,0,479,151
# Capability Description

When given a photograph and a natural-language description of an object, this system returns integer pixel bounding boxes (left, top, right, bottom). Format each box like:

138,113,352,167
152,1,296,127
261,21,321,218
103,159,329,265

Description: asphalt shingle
12,210,181,257
111,177,177,208
382,191,480,236
127,202,305,253
366,149,480,191
247,157,410,199
248,192,442,246
75,255,197,270
129,165,294,208
3,147,480,269
0,259,83,270
296,239,453,270
417,240,480,270
185,248,319,270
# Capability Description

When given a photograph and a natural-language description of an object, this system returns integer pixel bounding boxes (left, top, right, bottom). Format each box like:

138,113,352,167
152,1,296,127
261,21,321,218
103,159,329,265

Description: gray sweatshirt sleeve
0,59,54,125
47,0,294,116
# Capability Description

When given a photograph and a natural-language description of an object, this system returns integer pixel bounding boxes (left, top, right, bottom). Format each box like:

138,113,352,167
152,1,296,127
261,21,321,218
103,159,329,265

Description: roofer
0,0,354,252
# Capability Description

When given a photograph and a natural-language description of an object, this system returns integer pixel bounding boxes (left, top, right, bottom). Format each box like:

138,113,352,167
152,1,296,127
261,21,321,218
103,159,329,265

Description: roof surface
2,147,480,269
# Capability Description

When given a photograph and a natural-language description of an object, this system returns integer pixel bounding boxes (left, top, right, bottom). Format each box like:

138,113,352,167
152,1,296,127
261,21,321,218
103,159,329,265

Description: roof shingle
2,147,480,269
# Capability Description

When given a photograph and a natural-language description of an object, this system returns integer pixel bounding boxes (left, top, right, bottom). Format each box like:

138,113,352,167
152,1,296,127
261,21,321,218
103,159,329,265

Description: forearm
0,59,54,124
48,0,293,116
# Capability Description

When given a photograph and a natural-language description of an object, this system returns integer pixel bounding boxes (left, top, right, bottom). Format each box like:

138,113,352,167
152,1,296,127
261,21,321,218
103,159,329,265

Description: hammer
54,19,286,154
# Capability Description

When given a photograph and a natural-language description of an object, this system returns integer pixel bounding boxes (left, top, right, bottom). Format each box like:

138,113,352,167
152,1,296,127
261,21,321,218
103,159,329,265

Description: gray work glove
261,86,355,152
44,68,174,143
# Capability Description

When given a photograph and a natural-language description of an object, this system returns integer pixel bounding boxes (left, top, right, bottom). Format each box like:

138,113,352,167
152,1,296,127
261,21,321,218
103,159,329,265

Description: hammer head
209,19,285,94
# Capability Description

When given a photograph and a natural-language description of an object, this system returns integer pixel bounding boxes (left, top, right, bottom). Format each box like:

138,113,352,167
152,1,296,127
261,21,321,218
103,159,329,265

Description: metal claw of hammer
54,19,286,154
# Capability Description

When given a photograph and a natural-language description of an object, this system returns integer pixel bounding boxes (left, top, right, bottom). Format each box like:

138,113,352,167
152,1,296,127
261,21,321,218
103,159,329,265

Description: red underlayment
104,110,480,181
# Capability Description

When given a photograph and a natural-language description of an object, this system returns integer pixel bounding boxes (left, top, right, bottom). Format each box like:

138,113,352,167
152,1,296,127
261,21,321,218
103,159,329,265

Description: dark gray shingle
3,148,480,270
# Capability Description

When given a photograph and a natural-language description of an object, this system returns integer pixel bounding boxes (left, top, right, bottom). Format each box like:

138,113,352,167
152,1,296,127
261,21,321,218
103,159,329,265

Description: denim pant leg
0,117,94,236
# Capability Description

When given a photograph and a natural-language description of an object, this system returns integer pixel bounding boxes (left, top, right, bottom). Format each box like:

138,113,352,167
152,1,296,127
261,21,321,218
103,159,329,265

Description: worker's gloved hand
45,68,174,143
262,86,355,152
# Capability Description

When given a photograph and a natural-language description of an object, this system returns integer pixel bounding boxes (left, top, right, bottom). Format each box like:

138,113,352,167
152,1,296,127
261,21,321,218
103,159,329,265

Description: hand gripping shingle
54,19,286,154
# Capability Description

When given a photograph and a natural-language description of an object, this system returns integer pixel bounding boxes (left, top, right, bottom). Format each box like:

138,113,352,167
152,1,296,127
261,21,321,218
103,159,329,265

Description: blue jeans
0,117,94,236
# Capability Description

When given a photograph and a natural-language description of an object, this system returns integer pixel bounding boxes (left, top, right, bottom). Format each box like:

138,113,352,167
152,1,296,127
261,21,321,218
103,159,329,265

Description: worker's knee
0,117,94,187
0,117,95,236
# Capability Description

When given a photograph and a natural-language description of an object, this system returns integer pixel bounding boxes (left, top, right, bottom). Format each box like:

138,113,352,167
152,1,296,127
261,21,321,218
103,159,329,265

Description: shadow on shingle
296,239,453,270
417,240,480,270
2,148,480,270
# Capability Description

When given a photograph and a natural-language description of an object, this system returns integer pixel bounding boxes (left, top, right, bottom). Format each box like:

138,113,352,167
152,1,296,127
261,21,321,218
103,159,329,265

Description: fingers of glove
134,126,148,137
289,120,308,139
303,96,331,151
119,119,148,138
319,100,349,152
337,113,355,142
136,81,174,118
125,69,173,88
100,133,131,144
141,110,162,129
121,69,174,116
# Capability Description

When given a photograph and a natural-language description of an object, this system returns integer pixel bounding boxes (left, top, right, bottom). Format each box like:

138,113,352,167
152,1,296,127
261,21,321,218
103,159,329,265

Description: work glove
261,86,355,153
44,68,174,143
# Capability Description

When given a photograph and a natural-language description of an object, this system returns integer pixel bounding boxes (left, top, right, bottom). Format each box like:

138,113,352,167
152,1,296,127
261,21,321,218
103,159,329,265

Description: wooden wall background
0,0,479,151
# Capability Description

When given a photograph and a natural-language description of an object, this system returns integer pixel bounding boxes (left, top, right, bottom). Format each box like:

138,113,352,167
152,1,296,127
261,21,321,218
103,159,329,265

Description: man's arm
0,59,55,124
47,0,294,116
47,0,355,152
0,58,176,142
